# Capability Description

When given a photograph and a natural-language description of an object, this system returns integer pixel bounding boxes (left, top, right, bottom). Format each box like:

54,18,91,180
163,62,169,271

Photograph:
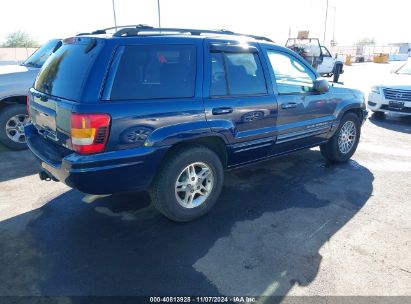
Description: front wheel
150,145,224,222
320,112,361,163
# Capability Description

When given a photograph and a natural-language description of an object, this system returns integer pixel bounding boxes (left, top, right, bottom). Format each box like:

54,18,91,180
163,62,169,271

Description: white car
368,61,411,117
0,39,61,149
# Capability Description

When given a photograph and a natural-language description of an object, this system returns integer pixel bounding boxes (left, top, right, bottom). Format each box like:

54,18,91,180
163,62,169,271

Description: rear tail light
71,113,111,154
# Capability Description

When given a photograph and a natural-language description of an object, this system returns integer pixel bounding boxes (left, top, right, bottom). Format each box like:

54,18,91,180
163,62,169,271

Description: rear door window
104,44,197,100
210,51,267,97
210,53,227,96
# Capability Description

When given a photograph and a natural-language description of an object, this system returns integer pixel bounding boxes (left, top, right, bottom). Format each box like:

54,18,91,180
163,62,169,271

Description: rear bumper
25,124,168,194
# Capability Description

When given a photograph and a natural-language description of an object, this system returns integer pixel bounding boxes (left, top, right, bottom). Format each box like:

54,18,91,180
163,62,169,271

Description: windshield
396,62,411,75
22,39,61,68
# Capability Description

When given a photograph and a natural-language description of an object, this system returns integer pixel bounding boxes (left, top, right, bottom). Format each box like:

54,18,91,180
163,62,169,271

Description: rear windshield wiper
85,39,97,53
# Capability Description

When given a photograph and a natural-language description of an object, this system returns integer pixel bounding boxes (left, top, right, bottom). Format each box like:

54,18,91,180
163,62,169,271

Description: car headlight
371,86,380,94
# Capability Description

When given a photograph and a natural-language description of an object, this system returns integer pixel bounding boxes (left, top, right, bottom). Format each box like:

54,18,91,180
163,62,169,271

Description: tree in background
2,31,39,47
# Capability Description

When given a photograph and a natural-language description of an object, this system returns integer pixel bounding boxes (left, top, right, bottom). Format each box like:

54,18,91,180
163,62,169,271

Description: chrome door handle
212,107,233,115
281,102,297,109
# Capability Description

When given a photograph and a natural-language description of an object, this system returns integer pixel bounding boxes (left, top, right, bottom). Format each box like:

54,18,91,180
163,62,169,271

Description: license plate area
388,100,405,110
33,109,56,130
32,109,58,141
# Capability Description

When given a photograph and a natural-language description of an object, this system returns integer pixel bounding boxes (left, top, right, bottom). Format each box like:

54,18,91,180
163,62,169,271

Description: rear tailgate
29,90,74,149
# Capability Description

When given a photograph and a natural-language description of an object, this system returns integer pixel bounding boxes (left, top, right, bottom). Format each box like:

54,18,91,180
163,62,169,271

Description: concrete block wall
0,48,38,65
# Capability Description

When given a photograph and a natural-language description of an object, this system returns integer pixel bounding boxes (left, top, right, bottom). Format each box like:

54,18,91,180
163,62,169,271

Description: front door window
266,51,316,94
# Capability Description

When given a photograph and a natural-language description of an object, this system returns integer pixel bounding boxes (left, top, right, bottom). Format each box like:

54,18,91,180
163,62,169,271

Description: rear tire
149,145,224,222
320,112,361,163
0,104,29,150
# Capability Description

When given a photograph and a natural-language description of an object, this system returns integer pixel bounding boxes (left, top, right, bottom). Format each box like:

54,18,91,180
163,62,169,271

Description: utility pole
332,6,336,45
323,0,329,45
157,0,161,28
112,0,118,31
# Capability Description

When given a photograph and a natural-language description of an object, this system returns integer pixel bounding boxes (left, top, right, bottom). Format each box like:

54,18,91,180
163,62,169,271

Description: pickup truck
286,38,344,83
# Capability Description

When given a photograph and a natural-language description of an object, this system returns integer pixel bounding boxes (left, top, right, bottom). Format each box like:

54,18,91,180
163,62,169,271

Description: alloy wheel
338,120,356,154
5,114,29,143
175,162,214,208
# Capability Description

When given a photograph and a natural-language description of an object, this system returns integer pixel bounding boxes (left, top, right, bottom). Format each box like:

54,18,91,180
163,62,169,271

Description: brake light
71,113,111,154
63,37,76,44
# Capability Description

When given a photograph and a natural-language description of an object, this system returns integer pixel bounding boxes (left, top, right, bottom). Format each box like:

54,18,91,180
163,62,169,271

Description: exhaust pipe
39,171,58,182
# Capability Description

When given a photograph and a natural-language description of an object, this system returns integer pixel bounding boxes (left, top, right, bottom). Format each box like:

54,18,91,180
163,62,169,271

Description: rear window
34,39,101,101
103,44,196,100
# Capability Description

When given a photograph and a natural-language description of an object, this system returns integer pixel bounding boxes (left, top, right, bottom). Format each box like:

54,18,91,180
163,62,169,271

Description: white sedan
368,61,411,117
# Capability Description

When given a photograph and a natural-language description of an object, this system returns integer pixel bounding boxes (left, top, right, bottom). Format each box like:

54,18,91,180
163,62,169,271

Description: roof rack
112,27,273,42
76,24,153,36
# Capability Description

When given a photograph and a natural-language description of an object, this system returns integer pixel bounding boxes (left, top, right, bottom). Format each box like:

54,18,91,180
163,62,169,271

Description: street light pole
112,0,118,31
157,0,161,28
323,0,329,45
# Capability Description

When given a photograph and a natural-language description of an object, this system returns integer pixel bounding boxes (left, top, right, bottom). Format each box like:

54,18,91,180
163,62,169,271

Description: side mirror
313,79,330,93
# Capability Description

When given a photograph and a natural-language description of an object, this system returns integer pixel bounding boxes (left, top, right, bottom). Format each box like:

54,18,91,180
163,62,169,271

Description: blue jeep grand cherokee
25,26,367,222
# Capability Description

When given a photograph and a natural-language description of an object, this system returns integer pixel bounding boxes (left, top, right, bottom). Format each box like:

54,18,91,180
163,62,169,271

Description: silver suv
0,39,61,150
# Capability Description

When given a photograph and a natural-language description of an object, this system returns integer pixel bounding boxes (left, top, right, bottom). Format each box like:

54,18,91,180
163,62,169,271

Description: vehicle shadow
0,149,374,298
0,150,39,183
368,114,411,134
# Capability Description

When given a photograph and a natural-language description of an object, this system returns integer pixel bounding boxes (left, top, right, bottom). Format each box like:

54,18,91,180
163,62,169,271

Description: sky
0,0,409,46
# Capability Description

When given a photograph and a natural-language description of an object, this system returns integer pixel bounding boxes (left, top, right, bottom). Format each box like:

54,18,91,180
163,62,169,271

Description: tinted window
23,39,61,68
267,51,315,94
210,53,227,96
34,40,100,101
210,52,267,96
106,45,196,100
